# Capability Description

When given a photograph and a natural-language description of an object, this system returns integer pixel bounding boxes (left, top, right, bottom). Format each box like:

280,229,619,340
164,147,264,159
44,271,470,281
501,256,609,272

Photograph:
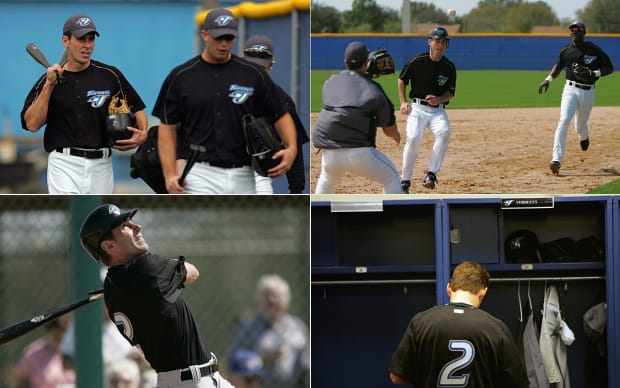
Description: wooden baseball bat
178,144,206,186
0,289,103,346
25,42,65,84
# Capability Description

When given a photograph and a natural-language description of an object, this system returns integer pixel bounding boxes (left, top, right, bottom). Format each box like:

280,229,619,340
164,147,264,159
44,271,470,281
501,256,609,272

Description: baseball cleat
423,172,437,189
550,161,561,175
580,137,589,151
400,180,411,194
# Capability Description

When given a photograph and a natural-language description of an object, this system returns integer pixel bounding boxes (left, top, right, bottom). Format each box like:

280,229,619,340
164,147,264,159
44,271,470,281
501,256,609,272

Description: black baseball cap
569,21,586,32
243,35,275,68
63,14,99,38
344,41,369,66
202,8,238,38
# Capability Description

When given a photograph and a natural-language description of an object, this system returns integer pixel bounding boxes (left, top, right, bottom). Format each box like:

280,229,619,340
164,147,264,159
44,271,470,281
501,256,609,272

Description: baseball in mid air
447,9,456,17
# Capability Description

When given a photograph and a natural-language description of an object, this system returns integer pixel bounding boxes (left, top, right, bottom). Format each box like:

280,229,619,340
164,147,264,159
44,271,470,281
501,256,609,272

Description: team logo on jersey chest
583,55,596,65
437,75,449,86
86,90,111,108
228,84,254,104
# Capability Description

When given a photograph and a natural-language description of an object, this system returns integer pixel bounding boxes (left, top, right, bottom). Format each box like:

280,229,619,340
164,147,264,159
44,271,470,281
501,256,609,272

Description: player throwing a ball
538,21,613,176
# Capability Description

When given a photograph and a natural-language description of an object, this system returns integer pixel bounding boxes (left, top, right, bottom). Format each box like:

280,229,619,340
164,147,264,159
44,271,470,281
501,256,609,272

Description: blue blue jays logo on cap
77,17,92,27
215,15,234,26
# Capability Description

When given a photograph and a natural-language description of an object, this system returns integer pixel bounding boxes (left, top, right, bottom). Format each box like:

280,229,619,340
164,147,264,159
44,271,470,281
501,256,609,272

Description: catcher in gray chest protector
242,113,283,177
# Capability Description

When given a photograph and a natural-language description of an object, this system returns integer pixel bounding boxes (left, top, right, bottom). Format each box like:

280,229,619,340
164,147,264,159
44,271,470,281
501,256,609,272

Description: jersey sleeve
20,76,47,130
152,68,183,124
115,69,146,113
398,57,415,84
133,253,188,304
388,319,417,384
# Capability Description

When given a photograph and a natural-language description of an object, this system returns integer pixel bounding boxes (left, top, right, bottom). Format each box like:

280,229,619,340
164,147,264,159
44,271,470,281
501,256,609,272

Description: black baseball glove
367,49,395,78
571,62,595,81
242,113,283,177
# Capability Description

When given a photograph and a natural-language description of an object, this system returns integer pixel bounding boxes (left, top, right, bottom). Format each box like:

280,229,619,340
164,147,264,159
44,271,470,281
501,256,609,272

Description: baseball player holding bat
152,8,297,194
21,13,148,194
398,27,456,192
80,203,234,387
538,21,614,176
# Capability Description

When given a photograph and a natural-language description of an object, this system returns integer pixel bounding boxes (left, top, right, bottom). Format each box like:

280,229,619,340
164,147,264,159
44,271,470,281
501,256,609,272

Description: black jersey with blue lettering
104,253,209,372
399,52,457,102
152,54,287,165
557,42,613,85
20,60,145,152
389,302,527,388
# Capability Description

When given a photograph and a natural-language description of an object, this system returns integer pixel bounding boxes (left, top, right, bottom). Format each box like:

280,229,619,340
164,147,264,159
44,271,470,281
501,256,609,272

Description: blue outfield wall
311,34,620,71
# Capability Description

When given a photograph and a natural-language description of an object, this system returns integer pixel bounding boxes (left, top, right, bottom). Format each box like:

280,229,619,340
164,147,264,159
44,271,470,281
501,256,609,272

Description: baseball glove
367,49,395,79
106,92,134,145
242,113,283,177
571,62,594,80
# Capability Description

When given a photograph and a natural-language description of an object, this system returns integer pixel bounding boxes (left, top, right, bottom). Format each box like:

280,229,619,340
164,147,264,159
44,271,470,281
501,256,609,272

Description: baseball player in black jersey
152,8,297,194
80,204,234,388
398,27,456,192
389,261,528,388
538,21,613,176
241,34,310,194
21,14,147,194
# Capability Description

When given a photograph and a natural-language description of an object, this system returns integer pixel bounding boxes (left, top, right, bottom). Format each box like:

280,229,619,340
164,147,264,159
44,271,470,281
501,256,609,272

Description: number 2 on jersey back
437,340,475,387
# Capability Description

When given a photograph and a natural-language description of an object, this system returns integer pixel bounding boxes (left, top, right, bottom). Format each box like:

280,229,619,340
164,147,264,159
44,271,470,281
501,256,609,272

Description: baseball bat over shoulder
0,288,103,346
26,42,51,68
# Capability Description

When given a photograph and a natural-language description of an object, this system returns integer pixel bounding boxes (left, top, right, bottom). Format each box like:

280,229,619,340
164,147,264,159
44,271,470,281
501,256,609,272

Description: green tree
409,2,451,25
507,2,559,32
463,3,509,32
341,0,389,32
311,3,342,33
577,0,620,33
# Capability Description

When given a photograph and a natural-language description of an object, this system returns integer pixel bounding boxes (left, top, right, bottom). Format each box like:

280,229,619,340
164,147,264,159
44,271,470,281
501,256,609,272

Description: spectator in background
106,358,140,388
13,316,76,388
227,349,264,388
228,274,308,388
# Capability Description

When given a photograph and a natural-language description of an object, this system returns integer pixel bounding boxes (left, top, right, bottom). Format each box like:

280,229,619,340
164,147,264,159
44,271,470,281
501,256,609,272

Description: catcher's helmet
80,204,138,262
569,21,586,34
504,229,541,263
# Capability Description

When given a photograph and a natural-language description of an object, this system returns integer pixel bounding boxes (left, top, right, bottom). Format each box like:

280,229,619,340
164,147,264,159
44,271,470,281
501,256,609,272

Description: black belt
204,160,248,169
413,98,445,109
180,363,218,381
567,81,593,90
55,147,110,159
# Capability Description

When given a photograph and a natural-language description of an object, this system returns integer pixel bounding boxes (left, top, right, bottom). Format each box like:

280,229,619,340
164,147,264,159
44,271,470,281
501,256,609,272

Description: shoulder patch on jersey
437,75,449,86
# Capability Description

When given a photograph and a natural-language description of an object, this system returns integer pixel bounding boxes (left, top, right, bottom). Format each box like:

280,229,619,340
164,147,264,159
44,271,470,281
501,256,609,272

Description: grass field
311,70,620,112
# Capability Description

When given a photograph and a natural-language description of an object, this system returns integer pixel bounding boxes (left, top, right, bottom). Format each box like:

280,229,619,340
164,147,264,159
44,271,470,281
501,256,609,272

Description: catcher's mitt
242,113,283,177
367,49,395,79
571,62,595,81
106,92,134,145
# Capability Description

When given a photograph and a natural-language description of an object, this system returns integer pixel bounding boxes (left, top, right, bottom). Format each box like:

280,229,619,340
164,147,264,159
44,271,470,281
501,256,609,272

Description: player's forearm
274,112,298,154
23,85,54,132
382,123,399,139
157,124,178,179
134,110,148,134
397,79,407,103
389,372,411,386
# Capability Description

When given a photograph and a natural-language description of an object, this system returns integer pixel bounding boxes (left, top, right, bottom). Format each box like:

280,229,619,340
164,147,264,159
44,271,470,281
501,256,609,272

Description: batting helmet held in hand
504,229,541,263
80,204,138,262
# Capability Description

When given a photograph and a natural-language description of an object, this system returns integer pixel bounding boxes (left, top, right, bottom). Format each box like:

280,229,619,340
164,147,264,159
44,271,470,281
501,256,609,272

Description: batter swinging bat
0,288,103,346
25,42,65,84
178,144,206,186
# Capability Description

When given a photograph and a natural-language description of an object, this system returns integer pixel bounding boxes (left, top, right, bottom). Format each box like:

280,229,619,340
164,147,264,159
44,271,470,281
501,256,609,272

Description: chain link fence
0,195,309,388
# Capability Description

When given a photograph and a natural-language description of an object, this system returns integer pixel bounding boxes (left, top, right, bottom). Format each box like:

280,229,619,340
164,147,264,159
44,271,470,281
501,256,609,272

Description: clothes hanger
517,280,523,323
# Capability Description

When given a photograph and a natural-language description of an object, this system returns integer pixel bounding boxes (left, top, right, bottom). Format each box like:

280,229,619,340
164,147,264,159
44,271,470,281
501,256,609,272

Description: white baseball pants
314,147,402,194
551,81,595,163
47,149,114,194
401,103,451,181
183,162,256,194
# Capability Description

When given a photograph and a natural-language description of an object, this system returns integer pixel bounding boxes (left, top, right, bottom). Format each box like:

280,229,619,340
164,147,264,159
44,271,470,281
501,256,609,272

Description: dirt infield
309,107,620,194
